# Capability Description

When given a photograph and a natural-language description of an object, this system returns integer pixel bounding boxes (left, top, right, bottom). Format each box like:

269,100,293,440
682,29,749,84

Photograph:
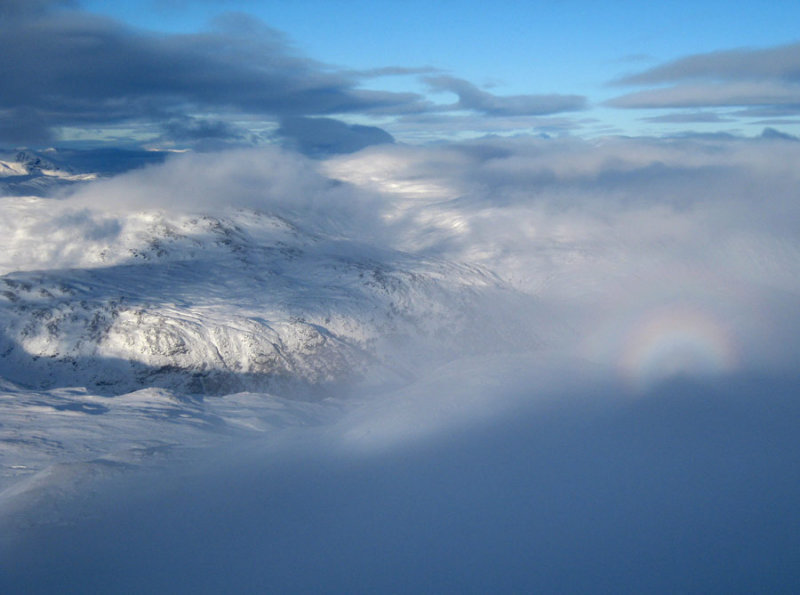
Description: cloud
0,3,591,146
0,0,74,17
156,116,254,151
609,42,800,114
350,66,442,78
12,133,800,372
276,116,394,156
387,113,582,142
0,8,425,146
641,111,733,124
324,136,800,370
425,76,587,116
62,147,389,244
609,81,800,109
732,105,800,118
161,117,246,142
751,118,800,126
614,42,800,85
0,107,56,146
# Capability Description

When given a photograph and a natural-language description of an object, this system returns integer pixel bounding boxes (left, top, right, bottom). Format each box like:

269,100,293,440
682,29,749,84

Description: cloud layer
0,4,587,147
610,42,800,116
324,134,800,377
425,75,587,116
0,7,423,146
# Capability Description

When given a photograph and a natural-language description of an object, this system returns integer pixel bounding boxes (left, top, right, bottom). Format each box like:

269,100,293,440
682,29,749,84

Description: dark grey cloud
666,131,741,141
751,118,800,126
641,112,733,124
614,42,800,85
0,0,74,17
161,117,246,142
350,66,442,78
0,7,425,145
155,116,259,151
608,81,800,109
0,3,591,147
609,42,800,114
0,108,56,145
732,105,800,118
277,116,394,156
425,76,586,116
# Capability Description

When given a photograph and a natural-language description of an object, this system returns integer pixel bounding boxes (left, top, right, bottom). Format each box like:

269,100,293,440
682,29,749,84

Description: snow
0,151,98,196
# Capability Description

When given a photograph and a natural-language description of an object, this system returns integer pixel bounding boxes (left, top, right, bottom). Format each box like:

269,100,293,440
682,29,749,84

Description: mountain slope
0,203,521,396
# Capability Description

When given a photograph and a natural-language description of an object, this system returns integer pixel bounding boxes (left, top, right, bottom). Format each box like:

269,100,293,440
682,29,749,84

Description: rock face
0,207,510,396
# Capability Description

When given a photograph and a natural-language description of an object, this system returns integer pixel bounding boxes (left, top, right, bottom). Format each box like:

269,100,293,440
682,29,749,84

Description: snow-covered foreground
1,138,799,591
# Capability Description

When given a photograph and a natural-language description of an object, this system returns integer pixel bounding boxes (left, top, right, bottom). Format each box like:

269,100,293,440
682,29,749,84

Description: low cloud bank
326,135,800,379
0,147,385,274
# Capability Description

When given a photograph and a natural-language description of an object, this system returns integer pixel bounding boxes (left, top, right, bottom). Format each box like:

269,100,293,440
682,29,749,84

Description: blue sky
3,0,800,148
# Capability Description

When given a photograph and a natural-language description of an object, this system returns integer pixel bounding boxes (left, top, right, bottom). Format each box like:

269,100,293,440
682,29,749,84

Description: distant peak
14,150,58,171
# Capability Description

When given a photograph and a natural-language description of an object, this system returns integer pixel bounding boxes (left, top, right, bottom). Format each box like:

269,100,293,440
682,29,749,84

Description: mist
4,366,799,593
1,135,799,592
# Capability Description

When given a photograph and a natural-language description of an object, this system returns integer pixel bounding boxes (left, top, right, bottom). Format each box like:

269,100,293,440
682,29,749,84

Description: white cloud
326,135,800,375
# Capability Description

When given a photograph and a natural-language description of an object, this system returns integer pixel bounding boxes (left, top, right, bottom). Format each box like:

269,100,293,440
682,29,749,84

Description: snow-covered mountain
0,150,97,196
0,149,540,499
0,208,511,396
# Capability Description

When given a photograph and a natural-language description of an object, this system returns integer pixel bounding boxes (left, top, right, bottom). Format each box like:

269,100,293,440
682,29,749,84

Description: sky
3,0,800,150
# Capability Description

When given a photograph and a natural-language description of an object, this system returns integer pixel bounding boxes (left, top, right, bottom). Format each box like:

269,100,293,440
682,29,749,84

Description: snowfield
1,139,799,592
